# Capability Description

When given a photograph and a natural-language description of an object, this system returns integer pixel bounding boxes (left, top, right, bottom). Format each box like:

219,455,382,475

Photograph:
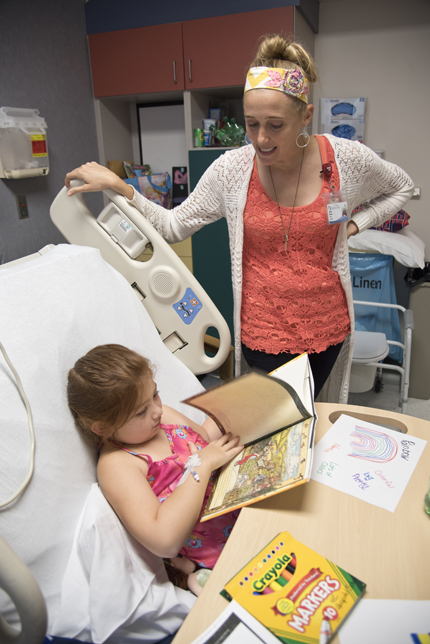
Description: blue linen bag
350,253,402,363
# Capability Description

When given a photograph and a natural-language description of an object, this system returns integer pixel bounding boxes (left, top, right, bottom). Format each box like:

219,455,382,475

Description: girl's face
243,89,313,168
112,379,163,445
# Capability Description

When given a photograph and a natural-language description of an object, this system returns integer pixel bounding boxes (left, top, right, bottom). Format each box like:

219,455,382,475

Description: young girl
67,344,243,594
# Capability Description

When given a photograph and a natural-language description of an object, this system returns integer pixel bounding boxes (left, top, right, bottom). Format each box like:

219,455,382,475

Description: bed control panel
97,202,149,259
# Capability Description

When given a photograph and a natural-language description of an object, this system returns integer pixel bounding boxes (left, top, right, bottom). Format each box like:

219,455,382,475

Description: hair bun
251,34,318,83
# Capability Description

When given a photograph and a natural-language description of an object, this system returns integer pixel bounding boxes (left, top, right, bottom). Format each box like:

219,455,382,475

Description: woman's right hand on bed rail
65,161,134,200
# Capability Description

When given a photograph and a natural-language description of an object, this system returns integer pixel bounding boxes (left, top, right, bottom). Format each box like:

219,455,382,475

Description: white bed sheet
53,484,196,643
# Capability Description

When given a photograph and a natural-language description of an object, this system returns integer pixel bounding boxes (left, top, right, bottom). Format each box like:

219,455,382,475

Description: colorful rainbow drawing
348,425,398,463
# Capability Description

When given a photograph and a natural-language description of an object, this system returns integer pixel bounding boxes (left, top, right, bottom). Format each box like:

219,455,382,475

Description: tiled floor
348,371,430,421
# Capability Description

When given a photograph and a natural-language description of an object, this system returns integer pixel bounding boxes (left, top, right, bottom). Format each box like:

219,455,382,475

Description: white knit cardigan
129,135,414,403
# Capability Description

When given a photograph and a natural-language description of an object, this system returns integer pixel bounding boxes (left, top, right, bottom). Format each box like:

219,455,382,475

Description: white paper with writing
310,414,426,512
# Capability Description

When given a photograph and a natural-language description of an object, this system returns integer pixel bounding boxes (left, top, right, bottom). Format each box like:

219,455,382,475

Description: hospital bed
0,185,234,643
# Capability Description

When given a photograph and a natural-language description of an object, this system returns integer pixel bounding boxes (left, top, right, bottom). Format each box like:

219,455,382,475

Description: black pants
241,341,344,399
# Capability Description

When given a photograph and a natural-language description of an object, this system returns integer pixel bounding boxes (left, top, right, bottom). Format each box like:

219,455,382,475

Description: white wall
138,104,187,174
313,0,430,257
0,0,103,262
95,99,135,168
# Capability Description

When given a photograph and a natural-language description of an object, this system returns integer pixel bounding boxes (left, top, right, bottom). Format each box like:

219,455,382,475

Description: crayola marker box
222,532,366,644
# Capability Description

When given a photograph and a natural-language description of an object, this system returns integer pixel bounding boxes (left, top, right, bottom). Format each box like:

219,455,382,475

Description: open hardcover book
183,353,316,522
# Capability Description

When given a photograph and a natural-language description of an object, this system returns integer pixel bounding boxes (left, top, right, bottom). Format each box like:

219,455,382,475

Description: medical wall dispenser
0,107,49,179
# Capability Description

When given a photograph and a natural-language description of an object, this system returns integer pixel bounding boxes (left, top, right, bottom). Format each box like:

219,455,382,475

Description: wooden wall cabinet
88,7,295,98
88,22,185,97
182,7,294,90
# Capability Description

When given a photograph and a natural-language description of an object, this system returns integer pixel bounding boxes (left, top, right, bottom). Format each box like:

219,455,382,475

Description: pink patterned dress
114,423,239,569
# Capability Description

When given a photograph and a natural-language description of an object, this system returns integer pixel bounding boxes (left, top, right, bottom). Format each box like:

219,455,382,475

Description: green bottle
425,476,430,516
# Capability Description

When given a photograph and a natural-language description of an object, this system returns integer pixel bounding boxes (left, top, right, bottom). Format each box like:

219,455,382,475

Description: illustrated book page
182,354,316,521
201,415,315,521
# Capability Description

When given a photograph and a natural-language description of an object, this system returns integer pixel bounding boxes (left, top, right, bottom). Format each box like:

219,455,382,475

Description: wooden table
173,403,430,643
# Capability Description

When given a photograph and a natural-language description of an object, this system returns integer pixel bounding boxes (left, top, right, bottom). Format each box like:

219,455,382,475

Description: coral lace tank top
241,135,350,355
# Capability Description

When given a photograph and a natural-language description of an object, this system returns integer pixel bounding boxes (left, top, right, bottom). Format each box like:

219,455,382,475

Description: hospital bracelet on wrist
177,454,202,486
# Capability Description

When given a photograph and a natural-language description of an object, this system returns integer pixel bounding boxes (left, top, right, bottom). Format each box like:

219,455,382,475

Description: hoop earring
296,127,310,148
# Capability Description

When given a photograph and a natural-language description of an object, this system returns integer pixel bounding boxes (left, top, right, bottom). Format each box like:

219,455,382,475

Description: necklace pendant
284,234,288,252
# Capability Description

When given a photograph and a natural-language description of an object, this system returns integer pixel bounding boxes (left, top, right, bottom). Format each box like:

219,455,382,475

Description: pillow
398,226,426,255
372,209,410,232
348,228,425,268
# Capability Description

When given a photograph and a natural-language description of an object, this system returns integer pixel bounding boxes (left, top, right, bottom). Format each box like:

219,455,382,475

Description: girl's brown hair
67,344,154,445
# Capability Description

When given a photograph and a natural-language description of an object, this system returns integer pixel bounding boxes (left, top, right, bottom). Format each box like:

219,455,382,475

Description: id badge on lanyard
320,162,350,225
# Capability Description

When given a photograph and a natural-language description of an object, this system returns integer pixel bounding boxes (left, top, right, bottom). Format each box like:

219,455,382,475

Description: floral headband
244,67,309,104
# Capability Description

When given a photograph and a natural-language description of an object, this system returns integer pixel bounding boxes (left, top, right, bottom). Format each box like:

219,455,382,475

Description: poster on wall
320,97,365,142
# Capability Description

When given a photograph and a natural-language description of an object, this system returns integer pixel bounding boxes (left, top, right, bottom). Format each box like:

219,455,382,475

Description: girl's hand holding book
189,433,243,472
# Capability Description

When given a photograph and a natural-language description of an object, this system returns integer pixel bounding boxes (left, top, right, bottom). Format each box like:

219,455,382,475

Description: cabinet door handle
188,59,192,82
173,60,177,83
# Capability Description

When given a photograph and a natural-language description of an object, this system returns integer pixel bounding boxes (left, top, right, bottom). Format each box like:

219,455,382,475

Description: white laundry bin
349,331,390,393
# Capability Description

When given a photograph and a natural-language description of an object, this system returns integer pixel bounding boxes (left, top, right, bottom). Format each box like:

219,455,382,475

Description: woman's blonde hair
249,34,318,112
67,344,154,445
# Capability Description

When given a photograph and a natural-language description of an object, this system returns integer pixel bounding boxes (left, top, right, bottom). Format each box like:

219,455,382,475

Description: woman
65,35,414,401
